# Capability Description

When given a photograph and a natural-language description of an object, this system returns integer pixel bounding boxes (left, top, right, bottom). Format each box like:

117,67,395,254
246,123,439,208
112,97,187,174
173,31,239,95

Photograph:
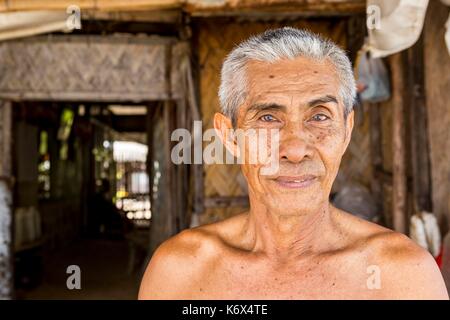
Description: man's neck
242,199,333,263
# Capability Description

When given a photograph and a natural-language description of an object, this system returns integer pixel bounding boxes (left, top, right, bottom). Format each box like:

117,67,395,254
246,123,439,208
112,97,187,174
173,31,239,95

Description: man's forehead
245,57,341,106
246,56,338,79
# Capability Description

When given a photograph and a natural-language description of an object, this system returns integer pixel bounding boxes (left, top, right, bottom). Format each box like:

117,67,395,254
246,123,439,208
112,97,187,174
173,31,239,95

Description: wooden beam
0,100,13,299
406,35,432,213
163,100,176,235
0,0,366,15
0,0,181,12
146,103,157,212
391,53,407,234
186,0,366,17
423,0,450,230
369,102,384,215
81,9,182,24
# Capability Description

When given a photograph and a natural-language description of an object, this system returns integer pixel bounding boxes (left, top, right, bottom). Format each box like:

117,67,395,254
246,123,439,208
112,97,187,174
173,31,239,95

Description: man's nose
278,124,313,163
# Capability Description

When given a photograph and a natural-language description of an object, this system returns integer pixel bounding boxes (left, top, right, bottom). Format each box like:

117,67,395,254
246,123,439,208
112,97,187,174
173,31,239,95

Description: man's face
216,56,354,216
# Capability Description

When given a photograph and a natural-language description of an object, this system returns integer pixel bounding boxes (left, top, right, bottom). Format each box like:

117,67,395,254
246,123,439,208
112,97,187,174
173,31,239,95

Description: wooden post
0,100,13,299
406,36,432,214
423,0,450,230
146,103,157,210
164,101,174,235
368,102,384,218
391,53,407,234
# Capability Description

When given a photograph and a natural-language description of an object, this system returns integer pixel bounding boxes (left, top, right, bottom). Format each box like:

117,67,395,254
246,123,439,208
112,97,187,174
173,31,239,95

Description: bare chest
190,256,382,299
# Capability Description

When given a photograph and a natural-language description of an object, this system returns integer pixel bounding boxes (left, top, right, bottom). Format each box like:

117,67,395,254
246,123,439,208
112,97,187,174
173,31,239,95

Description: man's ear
343,110,354,154
213,112,240,158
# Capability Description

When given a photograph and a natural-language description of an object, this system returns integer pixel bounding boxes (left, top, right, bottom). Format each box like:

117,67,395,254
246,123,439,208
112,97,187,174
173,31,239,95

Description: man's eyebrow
307,95,338,107
246,103,287,113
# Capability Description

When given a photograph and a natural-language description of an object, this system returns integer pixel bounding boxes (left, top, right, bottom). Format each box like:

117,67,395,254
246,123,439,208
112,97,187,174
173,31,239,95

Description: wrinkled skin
139,57,448,300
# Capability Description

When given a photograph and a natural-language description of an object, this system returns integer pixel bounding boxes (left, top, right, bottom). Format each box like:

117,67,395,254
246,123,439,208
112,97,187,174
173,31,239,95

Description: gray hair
218,27,356,126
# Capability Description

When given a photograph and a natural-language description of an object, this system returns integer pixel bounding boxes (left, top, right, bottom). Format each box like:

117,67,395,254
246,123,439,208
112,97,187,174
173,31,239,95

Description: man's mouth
273,174,318,189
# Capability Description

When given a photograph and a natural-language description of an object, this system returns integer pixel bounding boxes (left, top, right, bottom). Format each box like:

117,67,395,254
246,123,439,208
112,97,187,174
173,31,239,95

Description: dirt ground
16,238,147,300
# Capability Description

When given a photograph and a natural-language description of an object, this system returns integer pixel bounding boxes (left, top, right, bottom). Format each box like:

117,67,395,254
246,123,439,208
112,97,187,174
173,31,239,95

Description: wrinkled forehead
244,57,342,106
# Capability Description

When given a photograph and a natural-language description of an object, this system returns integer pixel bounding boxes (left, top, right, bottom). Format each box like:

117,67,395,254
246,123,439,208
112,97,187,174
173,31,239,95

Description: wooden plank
368,102,384,215
146,103,157,210
175,98,190,230
185,39,204,218
406,35,432,213
0,100,13,299
186,0,366,16
390,53,407,234
0,0,365,14
81,9,182,24
0,0,181,12
163,100,176,235
423,0,450,230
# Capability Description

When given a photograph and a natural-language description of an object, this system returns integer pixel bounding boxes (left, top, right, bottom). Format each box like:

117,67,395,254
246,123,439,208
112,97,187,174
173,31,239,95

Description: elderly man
139,28,448,299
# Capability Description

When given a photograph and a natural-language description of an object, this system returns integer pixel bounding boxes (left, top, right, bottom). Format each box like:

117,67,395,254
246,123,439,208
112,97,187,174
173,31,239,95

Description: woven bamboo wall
0,35,183,101
196,18,372,224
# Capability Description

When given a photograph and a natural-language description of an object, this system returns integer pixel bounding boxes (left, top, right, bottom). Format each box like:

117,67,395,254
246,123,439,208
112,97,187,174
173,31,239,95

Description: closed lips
275,175,317,182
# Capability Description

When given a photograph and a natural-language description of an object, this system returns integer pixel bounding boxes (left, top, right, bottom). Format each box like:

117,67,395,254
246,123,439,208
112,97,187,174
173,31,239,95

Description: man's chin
263,190,325,210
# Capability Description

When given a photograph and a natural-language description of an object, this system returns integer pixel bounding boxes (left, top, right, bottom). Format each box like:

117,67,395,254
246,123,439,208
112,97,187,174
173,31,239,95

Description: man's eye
259,114,277,122
310,114,330,122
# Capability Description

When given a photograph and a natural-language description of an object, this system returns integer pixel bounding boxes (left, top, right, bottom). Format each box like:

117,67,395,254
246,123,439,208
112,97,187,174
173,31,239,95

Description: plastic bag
355,49,391,103
445,13,450,56
332,183,379,222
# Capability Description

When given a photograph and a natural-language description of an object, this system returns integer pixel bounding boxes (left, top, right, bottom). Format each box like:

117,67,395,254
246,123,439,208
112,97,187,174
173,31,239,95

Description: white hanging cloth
409,211,442,258
442,0,450,55
0,10,75,42
366,0,429,58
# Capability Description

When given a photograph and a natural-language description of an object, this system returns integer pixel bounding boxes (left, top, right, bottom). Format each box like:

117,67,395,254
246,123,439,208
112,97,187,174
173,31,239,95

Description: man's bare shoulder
138,217,237,299
335,208,448,299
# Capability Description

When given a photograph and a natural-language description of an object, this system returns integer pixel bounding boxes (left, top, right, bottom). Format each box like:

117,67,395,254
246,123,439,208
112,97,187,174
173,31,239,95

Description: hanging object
445,13,450,56
0,10,74,42
442,1,450,56
366,0,429,58
354,48,391,103
409,211,442,258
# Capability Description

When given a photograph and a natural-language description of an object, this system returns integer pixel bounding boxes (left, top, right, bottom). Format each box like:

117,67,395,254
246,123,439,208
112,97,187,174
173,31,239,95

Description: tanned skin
139,57,448,300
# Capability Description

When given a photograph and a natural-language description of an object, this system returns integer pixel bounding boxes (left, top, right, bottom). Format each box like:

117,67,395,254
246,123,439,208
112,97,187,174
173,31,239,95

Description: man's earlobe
213,112,240,158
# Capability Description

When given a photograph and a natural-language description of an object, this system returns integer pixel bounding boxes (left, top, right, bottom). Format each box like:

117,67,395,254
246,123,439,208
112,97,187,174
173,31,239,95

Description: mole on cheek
269,75,275,78
315,132,327,142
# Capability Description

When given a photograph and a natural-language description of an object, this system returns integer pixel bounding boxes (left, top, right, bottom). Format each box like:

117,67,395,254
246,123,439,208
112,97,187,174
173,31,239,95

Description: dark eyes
310,114,330,122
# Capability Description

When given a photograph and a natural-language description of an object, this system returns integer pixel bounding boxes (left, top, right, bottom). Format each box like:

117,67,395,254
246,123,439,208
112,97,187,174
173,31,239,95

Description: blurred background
0,0,449,299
